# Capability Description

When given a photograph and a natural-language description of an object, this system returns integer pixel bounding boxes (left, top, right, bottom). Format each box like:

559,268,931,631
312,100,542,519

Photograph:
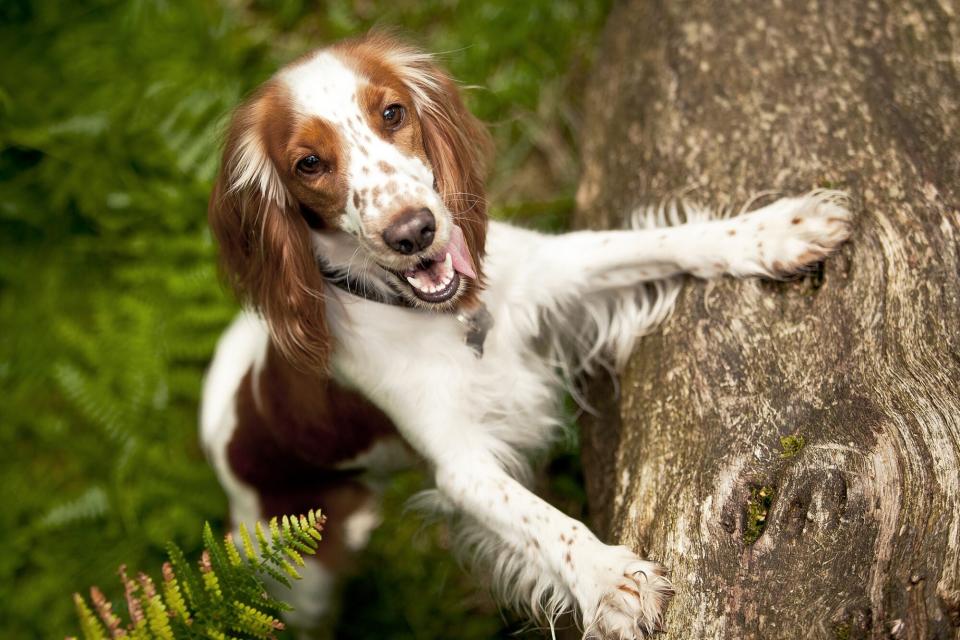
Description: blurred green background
0,1,610,637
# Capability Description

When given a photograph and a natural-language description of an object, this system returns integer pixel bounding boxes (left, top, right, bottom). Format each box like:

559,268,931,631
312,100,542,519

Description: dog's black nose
382,208,436,255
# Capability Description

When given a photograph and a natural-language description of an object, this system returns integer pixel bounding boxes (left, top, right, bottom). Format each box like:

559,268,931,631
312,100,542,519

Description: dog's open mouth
396,224,476,304
402,253,461,303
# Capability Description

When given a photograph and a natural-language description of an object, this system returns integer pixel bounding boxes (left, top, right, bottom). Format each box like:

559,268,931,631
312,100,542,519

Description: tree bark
575,1,960,638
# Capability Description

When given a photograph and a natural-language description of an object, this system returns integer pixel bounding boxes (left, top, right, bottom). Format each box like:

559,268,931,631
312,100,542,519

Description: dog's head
209,33,493,371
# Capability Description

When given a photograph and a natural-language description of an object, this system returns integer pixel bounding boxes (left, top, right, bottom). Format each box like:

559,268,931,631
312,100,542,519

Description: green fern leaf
72,594,107,640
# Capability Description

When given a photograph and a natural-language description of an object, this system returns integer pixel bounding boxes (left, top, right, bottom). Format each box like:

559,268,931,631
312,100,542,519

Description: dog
200,32,852,638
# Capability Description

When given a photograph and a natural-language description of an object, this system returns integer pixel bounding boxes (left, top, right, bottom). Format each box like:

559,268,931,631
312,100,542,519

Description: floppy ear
208,98,330,372
385,38,494,282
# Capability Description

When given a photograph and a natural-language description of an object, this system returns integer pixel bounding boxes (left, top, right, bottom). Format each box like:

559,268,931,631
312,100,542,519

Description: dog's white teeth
406,272,437,294
404,256,457,296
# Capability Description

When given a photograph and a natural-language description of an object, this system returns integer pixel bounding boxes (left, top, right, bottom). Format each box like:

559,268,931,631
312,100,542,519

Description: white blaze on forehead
279,52,363,122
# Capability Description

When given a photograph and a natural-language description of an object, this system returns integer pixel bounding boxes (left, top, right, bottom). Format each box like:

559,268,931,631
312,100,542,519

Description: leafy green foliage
1,1,608,637
70,510,325,639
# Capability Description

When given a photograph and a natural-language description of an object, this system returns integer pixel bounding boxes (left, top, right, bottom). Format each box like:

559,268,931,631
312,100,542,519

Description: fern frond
88,586,123,636
228,601,285,639
268,517,281,544
117,564,146,628
128,619,151,640
199,551,223,601
257,560,292,590
166,544,202,611
160,562,189,622
238,523,256,561
202,523,231,573
73,593,108,640
72,509,324,639
254,522,269,553
224,533,242,567
137,573,175,640
285,546,305,568
279,558,300,580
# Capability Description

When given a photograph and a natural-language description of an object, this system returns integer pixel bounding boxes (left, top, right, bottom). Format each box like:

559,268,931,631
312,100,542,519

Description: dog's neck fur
314,228,494,357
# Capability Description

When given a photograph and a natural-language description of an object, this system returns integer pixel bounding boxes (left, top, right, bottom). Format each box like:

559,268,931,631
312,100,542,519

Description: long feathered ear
208,94,330,372
378,36,494,282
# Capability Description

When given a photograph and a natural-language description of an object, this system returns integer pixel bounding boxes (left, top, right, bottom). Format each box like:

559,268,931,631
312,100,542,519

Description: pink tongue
448,225,477,280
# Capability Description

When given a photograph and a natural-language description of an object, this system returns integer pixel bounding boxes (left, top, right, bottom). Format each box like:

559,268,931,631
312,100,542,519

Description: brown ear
208,102,330,372
378,35,494,282
417,70,493,282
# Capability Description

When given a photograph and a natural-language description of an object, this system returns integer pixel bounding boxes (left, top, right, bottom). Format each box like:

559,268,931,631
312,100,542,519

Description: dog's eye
382,104,405,130
297,155,325,174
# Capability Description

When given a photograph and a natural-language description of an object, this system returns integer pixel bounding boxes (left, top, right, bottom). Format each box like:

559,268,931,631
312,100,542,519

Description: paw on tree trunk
575,1,960,638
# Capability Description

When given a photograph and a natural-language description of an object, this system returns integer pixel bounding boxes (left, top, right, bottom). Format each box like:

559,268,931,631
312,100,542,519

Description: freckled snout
382,207,436,255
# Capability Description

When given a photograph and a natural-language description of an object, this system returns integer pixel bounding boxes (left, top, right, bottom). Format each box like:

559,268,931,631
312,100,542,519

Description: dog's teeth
404,256,458,297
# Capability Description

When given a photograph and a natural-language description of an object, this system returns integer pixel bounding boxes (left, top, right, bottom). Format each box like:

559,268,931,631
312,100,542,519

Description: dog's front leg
331,335,672,636
433,452,673,638
521,190,851,304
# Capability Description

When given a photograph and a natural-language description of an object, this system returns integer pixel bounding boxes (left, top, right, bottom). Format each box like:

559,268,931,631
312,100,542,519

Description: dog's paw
578,547,674,639
736,190,852,277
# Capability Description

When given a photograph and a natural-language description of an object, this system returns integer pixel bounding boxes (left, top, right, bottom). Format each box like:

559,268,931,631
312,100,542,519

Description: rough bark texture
575,1,960,638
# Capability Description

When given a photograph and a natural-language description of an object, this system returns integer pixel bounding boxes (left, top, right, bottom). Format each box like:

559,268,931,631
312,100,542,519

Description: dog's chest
327,294,560,452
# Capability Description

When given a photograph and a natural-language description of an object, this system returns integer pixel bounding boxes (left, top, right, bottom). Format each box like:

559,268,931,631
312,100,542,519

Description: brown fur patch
226,344,406,568
349,52,429,165
274,116,350,226
228,344,399,481
208,84,331,372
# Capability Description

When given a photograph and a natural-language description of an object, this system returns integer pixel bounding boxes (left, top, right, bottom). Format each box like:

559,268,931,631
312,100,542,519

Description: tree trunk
575,1,960,638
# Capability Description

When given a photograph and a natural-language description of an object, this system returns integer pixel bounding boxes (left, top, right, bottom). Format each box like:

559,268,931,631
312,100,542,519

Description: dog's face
210,34,492,370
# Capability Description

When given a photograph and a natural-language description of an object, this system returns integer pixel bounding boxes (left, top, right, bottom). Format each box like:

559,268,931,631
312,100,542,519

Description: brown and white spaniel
201,32,852,638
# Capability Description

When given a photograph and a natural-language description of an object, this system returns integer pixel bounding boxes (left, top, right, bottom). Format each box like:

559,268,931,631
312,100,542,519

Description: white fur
203,45,853,639
342,500,382,551
200,314,268,532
